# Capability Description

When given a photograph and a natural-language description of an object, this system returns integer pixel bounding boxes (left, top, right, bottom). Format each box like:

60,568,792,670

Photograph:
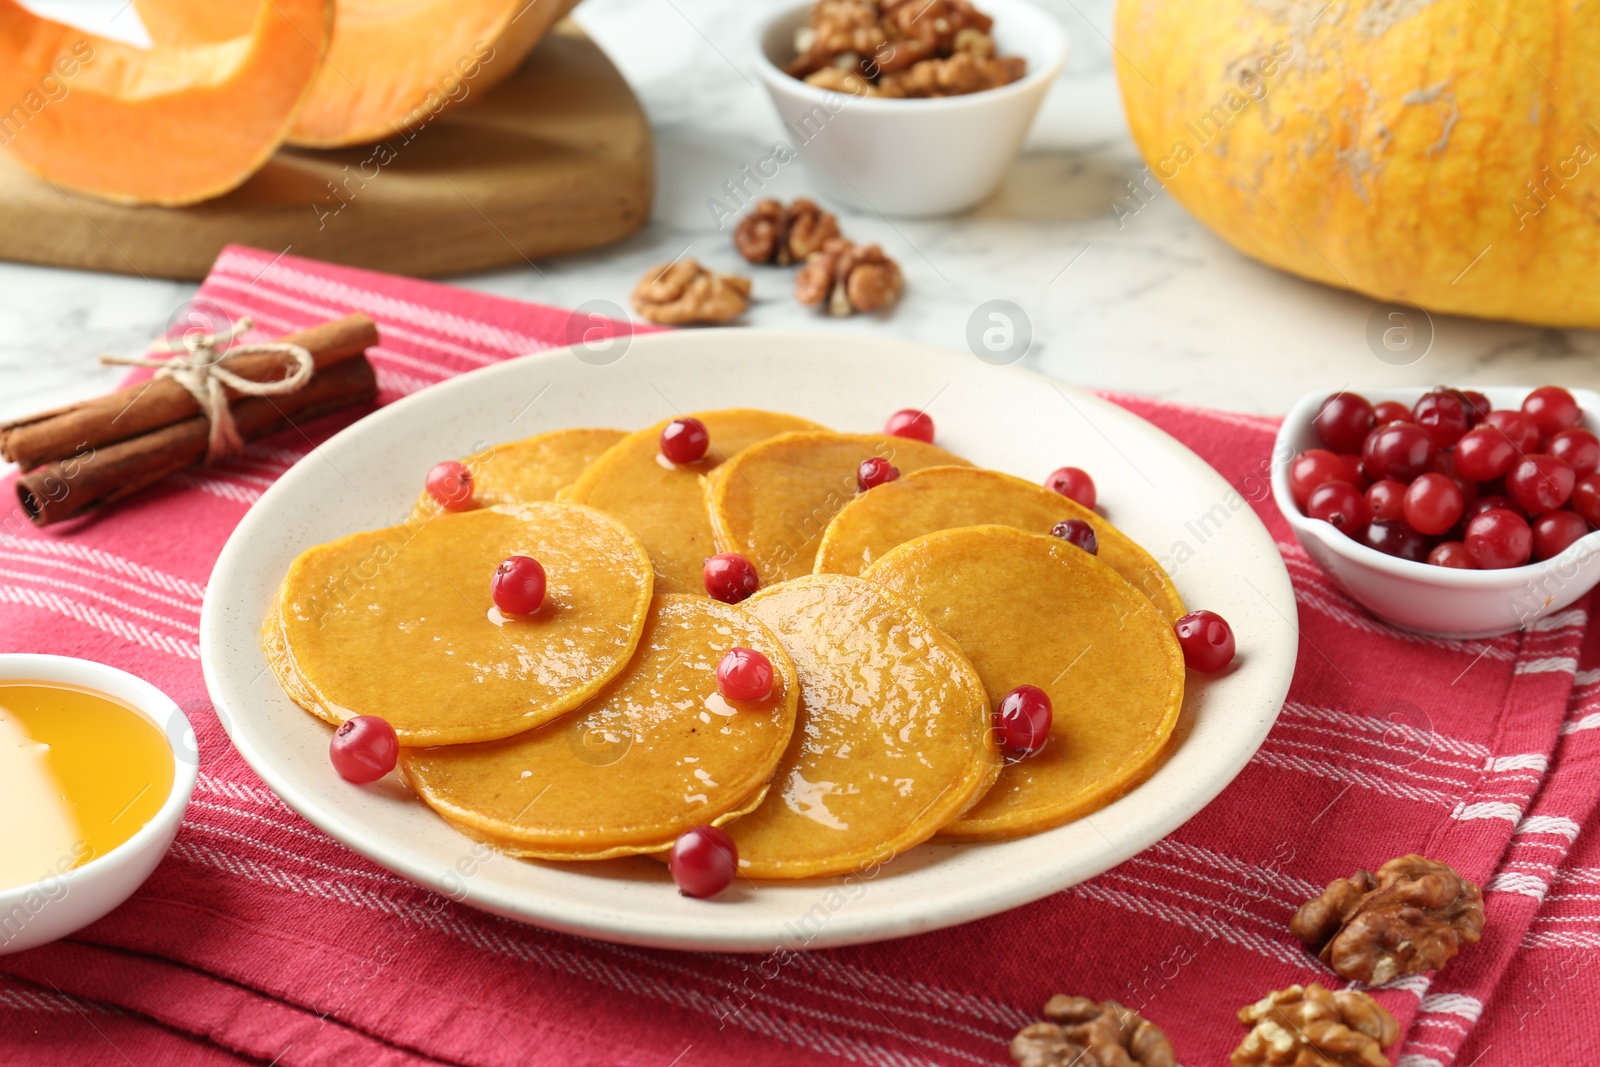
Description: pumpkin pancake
815,465,1184,620
728,574,1000,879
263,502,653,745
704,431,971,585
408,427,627,523
560,409,826,595
398,594,799,860
863,526,1184,841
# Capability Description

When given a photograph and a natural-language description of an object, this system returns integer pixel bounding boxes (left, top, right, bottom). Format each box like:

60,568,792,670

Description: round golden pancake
263,502,654,745
815,464,1184,620
408,427,627,523
440,782,774,864
729,574,1000,879
863,526,1184,841
560,409,826,595
398,594,800,860
704,431,971,586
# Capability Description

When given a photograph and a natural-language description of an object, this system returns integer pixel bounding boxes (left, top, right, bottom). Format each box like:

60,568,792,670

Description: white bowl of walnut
754,0,1069,217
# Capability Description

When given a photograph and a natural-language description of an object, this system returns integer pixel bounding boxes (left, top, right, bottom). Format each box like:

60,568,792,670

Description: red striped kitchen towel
1,245,1593,1067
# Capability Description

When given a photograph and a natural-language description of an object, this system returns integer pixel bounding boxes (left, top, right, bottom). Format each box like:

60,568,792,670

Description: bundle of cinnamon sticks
1,314,380,527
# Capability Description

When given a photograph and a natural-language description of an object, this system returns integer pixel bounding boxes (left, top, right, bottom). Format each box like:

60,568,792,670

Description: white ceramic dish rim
1273,386,1600,587
201,329,1297,952
752,0,1069,112
0,653,198,904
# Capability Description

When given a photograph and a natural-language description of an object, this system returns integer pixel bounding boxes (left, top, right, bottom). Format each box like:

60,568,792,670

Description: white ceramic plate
201,329,1297,952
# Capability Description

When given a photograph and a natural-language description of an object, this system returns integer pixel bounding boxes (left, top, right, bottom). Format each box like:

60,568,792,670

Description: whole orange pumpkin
1113,0,1600,327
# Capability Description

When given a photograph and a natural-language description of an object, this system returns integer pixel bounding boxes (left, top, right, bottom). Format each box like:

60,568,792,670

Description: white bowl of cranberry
1273,385,1600,639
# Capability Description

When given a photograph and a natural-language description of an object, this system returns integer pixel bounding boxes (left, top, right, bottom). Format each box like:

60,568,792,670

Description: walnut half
1011,995,1176,1067
734,198,842,265
1232,984,1399,1067
795,238,903,316
786,0,1025,97
876,51,1027,98
1290,854,1485,985
631,259,751,326
786,0,887,78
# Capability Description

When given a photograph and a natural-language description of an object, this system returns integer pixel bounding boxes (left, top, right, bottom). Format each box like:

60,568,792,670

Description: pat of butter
0,706,83,891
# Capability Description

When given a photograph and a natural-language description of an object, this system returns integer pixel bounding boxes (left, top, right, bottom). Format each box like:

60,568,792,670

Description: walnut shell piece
795,238,903,316
631,259,751,326
1011,995,1177,1067
1290,854,1485,985
1232,984,1399,1067
734,198,843,265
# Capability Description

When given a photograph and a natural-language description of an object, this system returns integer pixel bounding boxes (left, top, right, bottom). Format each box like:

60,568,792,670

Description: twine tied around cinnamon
101,316,315,463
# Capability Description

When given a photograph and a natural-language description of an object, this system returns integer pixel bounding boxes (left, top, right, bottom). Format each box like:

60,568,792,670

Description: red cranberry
1306,481,1370,536
884,408,935,442
1574,473,1600,526
1045,467,1096,509
1373,400,1412,425
703,552,760,604
1533,510,1590,561
1412,390,1470,448
1051,518,1098,554
660,417,710,464
1465,508,1533,569
1336,452,1370,489
1466,494,1520,523
1289,450,1352,507
1174,610,1236,673
1362,422,1437,482
1427,541,1476,569
717,648,774,702
1523,386,1583,437
1313,393,1376,453
857,456,900,492
1433,450,1478,505
1507,454,1576,515
1403,472,1465,536
1365,479,1408,523
492,556,547,615
1460,390,1492,425
1547,428,1600,476
426,460,474,511
1454,426,1517,481
1364,520,1430,562
995,685,1053,755
669,826,737,898
1485,409,1540,453
330,716,399,784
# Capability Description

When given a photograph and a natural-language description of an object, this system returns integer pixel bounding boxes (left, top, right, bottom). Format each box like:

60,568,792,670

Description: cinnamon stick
16,356,378,527
0,313,379,472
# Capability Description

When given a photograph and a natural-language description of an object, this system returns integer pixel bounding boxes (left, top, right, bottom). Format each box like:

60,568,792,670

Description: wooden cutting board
0,21,652,281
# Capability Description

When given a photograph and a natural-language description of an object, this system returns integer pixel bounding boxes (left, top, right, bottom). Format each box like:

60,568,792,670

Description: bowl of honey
0,654,197,955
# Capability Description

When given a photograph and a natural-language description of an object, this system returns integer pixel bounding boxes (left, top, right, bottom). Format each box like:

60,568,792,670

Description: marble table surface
4,0,1598,435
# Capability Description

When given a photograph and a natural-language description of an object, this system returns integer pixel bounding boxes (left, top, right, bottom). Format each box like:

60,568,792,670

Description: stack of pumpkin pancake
263,410,1187,880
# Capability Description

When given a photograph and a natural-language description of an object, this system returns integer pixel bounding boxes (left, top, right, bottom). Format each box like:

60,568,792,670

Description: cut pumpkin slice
0,0,331,206
135,0,584,148
131,0,260,47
